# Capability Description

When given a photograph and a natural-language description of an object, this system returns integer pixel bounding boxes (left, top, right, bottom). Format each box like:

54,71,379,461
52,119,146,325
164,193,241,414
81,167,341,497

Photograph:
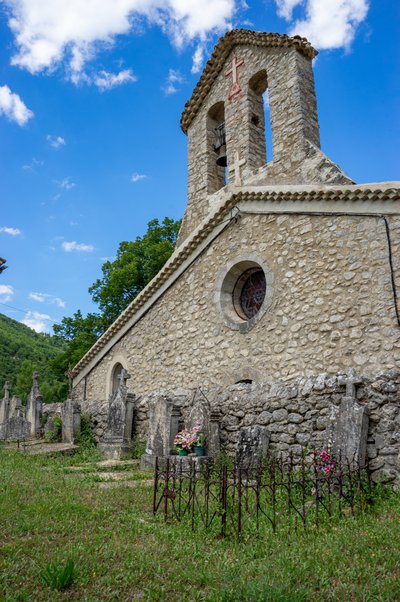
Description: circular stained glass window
216,256,273,332
234,268,266,320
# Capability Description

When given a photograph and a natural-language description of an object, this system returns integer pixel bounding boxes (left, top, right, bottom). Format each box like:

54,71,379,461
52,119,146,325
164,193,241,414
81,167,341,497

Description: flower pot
178,449,189,456
194,446,205,457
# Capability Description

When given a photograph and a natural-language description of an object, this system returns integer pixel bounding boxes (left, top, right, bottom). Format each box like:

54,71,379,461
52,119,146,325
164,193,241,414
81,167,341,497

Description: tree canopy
89,217,180,325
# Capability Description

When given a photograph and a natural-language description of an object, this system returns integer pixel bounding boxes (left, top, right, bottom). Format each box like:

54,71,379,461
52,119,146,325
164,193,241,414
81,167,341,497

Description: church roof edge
71,182,400,381
180,29,318,134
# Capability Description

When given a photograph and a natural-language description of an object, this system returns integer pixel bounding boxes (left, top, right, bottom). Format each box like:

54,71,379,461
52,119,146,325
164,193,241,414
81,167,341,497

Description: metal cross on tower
225,56,244,101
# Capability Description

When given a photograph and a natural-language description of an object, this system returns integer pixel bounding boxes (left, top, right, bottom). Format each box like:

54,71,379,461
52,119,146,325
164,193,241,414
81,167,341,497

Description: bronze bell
216,144,227,167
214,122,227,167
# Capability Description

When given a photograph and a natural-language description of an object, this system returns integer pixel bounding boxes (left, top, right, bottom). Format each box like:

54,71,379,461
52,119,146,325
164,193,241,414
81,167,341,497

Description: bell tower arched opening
207,101,227,193
248,70,272,169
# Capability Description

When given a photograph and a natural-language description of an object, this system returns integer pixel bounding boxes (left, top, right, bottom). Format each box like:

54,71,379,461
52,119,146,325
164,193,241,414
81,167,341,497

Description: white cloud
0,84,33,125
21,310,52,333
4,0,235,82
62,241,94,252
131,173,148,183
191,45,204,74
47,134,66,148
28,291,66,308
275,0,303,20
22,157,44,171
55,177,76,190
93,69,137,91
163,68,184,95
0,226,22,236
0,284,14,303
276,0,369,50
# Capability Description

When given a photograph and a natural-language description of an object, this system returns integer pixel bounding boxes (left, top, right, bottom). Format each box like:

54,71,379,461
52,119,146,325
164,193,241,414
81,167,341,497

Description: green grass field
1,450,399,601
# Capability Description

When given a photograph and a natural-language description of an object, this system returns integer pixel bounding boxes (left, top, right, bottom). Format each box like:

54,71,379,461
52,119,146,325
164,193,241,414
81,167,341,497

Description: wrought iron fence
152,452,372,538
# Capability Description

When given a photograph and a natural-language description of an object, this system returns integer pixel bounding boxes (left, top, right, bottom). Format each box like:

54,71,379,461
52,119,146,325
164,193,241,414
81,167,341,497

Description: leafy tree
89,217,181,325
51,311,105,386
52,217,181,376
14,359,66,404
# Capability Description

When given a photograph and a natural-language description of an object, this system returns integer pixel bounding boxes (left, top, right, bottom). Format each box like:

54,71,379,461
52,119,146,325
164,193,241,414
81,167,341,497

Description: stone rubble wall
72,212,400,402
128,371,400,486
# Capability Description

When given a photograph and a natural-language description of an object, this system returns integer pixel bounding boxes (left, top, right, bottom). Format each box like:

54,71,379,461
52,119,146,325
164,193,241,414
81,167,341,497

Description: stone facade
73,212,400,400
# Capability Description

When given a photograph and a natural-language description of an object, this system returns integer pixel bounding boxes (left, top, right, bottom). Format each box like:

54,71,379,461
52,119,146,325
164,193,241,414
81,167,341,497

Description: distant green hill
0,313,67,403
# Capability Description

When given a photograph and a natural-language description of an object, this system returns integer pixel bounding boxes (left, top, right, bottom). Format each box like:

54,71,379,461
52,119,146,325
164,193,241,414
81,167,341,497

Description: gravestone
187,389,211,433
0,381,11,424
141,398,181,468
325,369,369,466
235,426,270,468
186,389,221,455
62,400,81,444
99,369,132,459
124,392,136,442
0,415,31,441
9,396,22,418
25,372,43,437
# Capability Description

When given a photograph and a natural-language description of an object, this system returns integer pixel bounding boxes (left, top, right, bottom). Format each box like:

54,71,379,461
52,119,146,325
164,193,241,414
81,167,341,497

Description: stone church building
70,30,400,481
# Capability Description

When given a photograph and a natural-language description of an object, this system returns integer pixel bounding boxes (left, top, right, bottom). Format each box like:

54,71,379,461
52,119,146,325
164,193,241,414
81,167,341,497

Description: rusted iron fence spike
153,453,372,538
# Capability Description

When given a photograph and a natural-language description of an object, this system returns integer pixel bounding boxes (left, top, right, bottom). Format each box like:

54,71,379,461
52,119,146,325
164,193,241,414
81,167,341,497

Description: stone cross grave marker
0,381,11,424
187,389,211,435
225,56,244,101
62,400,81,444
228,151,246,186
235,426,270,468
100,368,132,459
26,371,43,437
187,389,221,457
325,369,369,466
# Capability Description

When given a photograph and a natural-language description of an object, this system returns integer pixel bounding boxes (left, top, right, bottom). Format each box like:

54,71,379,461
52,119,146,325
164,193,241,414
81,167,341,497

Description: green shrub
40,558,76,591
77,413,96,450
44,416,62,443
131,438,146,459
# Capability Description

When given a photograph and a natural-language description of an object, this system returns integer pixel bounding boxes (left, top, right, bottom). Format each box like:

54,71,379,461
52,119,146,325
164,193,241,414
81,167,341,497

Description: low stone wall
77,370,400,486
134,370,400,485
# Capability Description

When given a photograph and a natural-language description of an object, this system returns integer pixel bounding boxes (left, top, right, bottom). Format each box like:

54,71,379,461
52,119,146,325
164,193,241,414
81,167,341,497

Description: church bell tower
178,30,321,244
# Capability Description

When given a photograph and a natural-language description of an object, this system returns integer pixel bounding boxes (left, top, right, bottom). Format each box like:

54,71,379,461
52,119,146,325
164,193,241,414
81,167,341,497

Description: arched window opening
248,70,273,168
111,362,124,395
207,101,227,193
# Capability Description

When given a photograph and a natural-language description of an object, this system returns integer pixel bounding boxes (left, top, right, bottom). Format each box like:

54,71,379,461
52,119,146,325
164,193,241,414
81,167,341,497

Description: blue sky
0,0,399,333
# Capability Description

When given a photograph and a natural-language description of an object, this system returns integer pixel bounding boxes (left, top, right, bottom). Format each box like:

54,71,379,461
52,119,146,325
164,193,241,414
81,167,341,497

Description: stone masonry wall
73,212,400,403
79,371,400,487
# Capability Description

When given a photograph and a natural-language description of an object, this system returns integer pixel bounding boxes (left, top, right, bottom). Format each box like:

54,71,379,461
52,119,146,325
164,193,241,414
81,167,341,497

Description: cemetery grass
1,451,400,602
